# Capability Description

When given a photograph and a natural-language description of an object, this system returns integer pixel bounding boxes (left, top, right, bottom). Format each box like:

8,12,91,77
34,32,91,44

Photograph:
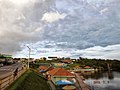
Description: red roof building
39,66,48,70
61,60,73,64
84,66,91,69
47,68,75,84
74,66,82,69
48,68,75,77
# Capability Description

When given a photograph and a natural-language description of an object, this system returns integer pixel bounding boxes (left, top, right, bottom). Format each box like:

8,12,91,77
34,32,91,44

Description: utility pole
26,46,31,69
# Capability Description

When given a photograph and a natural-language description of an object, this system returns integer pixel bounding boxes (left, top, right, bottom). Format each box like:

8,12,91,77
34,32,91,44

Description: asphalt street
0,62,23,79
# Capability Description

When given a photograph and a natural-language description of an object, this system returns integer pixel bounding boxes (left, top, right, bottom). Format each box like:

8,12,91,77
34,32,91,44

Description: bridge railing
0,68,26,90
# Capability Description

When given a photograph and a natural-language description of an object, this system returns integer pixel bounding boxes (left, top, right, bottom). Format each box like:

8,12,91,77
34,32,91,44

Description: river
83,71,120,90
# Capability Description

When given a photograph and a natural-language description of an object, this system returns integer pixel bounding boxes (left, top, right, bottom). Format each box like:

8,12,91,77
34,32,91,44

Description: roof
62,85,76,89
48,68,75,77
74,66,81,69
62,60,72,63
84,66,91,69
39,66,48,70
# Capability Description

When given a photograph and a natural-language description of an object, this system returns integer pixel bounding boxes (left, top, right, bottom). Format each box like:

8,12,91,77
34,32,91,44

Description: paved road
0,62,23,79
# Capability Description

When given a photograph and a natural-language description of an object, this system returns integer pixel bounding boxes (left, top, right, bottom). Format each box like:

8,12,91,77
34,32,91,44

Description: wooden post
0,80,2,89
107,63,110,72
8,76,11,85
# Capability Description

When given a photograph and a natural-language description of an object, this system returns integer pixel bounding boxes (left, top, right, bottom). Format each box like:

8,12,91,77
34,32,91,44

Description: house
40,57,46,61
39,65,48,70
39,66,48,73
47,68,75,84
82,66,95,74
61,60,73,64
29,58,34,62
13,58,20,62
84,66,91,69
72,66,95,74
0,59,5,62
52,63,67,68
74,66,82,70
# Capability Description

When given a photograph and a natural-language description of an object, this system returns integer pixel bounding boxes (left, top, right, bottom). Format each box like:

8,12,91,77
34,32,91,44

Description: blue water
84,71,120,90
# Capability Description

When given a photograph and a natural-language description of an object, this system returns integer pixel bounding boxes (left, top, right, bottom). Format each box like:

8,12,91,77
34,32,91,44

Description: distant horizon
13,55,120,61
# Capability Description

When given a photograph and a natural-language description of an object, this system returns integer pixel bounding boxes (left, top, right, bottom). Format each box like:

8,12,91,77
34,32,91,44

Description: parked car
0,63,3,67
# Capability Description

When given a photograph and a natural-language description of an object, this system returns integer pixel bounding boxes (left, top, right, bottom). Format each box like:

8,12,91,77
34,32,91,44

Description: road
0,62,23,79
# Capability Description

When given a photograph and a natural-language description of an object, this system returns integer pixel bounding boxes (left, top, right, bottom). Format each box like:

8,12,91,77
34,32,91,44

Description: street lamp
26,46,31,69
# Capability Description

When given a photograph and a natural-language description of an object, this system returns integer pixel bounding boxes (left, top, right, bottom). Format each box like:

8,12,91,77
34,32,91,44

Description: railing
0,68,26,90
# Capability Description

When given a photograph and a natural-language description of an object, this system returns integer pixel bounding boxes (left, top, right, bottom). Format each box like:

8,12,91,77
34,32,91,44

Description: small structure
62,85,76,90
84,66,91,69
52,63,67,68
74,66,82,70
47,68,75,84
39,66,48,73
56,80,74,85
61,60,73,64
72,66,95,74
40,57,46,61
82,66,95,74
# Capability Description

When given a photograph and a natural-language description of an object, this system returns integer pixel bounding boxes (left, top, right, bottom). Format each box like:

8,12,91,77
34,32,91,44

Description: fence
0,68,26,90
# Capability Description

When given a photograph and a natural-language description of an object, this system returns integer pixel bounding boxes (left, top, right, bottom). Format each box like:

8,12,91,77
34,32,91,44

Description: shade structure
56,80,74,85
39,70,45,73
62,85,76,90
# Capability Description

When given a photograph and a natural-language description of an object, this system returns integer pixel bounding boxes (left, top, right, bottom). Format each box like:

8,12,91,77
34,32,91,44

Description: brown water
84,71,120,90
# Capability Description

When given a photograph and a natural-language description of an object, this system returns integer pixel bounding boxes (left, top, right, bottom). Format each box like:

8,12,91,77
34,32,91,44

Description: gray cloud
0,0,44,54
0,0,120,59
42,0,120,47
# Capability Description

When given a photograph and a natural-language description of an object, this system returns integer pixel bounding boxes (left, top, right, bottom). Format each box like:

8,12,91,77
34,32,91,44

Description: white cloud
100,8,109,15
41,12,67,23
9,0,37,6
9,0,29,5
79,44,120,60
14,40,120,60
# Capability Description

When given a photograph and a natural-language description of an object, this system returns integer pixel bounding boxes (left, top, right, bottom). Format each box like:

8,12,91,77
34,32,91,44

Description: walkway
47,80,56,90
75,73,90,90
0,62,23,79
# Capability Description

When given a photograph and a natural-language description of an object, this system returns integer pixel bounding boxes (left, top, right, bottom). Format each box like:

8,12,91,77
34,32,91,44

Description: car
0,63,3,67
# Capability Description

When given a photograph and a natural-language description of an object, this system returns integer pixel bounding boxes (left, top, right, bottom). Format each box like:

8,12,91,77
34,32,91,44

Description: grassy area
68,63,80,69
7,70,50,90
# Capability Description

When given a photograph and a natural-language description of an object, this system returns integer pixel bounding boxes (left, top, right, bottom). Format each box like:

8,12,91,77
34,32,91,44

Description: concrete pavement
0,62,23,79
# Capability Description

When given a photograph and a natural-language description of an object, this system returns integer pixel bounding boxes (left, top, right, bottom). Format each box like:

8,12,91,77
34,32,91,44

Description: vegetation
7,70,50,90
30,62,51,69
68,63,80,69
31,57,120,71
29,63,40,69
0,54,12,59
75,57,120,71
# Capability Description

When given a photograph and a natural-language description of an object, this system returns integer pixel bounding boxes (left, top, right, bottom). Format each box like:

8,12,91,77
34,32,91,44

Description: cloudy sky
0,0,120,59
